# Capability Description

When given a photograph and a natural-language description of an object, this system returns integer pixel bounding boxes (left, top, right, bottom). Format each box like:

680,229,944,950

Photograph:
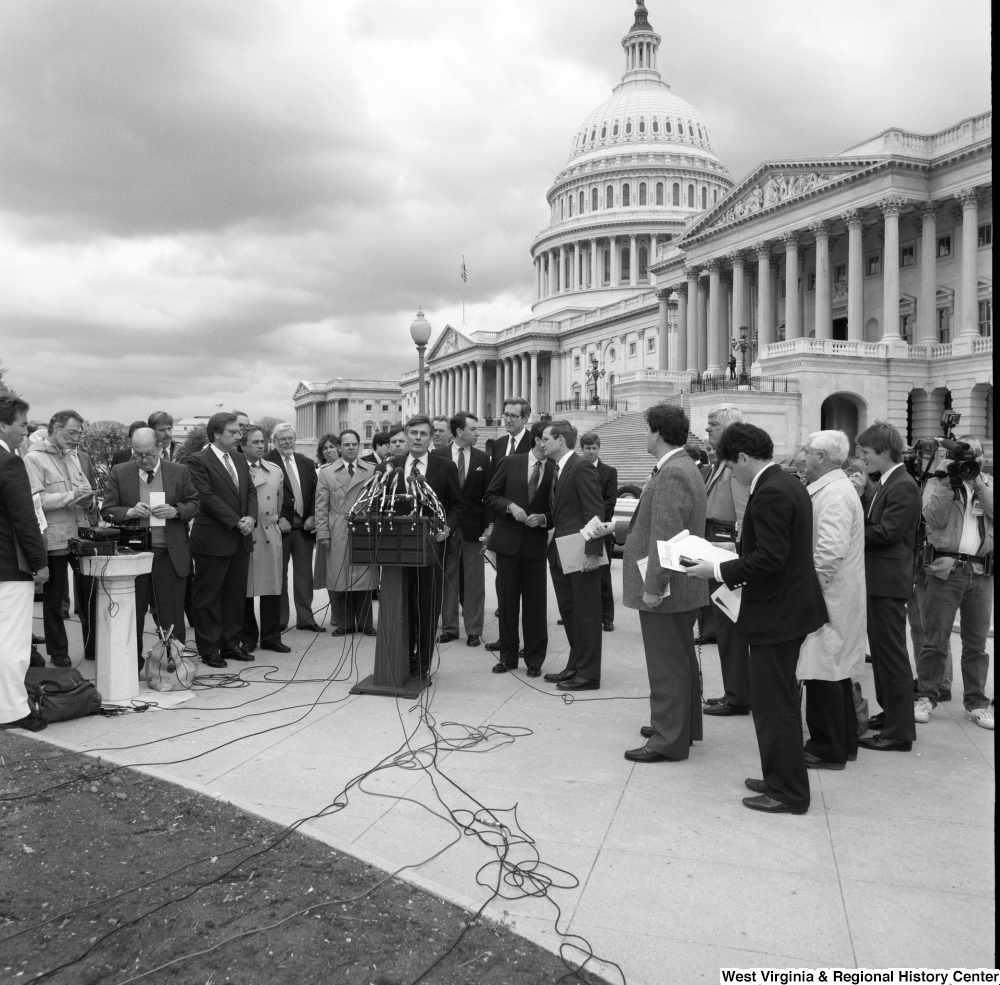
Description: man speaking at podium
380,416,464,680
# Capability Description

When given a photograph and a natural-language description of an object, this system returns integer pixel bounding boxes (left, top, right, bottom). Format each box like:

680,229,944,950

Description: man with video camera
914,435,993,730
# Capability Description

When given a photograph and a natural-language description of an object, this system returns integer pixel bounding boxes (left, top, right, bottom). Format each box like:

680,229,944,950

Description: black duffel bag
24,667,103,724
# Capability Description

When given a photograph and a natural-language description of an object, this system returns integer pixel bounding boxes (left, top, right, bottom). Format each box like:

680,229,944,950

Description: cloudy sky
0,0,990,424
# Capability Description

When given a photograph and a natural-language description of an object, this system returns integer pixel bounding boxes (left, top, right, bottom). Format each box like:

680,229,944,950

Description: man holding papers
685,423,828,814
601,404,709,762
541,420,606,691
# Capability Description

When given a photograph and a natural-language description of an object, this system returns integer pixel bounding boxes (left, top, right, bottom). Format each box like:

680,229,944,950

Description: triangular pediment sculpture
426,324,478,360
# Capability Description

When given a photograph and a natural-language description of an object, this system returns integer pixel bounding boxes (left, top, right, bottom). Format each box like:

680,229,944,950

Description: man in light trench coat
798,429,867,768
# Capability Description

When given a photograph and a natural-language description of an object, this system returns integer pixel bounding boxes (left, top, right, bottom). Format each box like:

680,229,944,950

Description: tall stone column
657,289,670,370
534,257,541,300
551,353,561,405
707,260,722,376
610,236,619,288
650,233,658,280
629,233,638,285
696,272,709,373
589,238,598,289
497,360,505,414
521,353,531,412
572,243,580,291
917,203,938,343
730,252,746,337
844,210,864,341
475,360,485,420
549,249,559,295
811,221,832,339
880,197,905,342
529,350,539,415
558,245,567,293
782,233,801,340
755,244,774,349
685,268,699,372
513,355,522,400
431,374,438,416
674,283,688,371
957,187,980,339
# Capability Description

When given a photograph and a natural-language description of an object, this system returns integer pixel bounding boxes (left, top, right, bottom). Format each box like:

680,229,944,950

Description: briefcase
24,667,103,724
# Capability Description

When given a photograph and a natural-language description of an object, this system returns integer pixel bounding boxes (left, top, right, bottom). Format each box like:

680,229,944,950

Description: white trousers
0,581,33,722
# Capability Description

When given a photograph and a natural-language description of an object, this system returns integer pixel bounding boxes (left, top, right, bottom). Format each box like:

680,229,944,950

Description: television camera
903,410,981,498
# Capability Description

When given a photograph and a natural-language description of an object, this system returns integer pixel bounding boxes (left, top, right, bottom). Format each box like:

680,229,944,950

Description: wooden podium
349,516,436,699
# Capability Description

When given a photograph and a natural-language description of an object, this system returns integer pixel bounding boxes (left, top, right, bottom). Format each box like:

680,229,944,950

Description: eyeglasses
60,427,84,437
502,412,524,420
222,428,242,437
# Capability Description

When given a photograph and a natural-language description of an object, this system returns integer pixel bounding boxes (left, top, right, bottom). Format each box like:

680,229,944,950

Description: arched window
701,187,707,209
592,187,599,211
687,184,695,207
625,120,632,135
697,126,703,140
652,119,659,133
639,182,647,206
622,183,631,207
603,246,611,285
579,190,585,213
638,119,646,133
601,124,607,138
712,188,718,204
620,246,631,283
672,182,680,206
606,184,614,208
688,124,695,136
590,130,596,142
639,245,649,280
656,182,664,206
612,122,619,137
665,120,672,133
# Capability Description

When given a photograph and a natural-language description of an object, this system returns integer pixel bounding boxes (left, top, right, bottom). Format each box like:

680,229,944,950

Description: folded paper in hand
657,530,737,571
555,531,610,573
148,491,166,527
636,556,669,599
580,516,606,541
711,583,741,621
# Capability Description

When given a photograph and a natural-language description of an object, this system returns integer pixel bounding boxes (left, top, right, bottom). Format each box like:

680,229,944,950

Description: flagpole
461,255,467,324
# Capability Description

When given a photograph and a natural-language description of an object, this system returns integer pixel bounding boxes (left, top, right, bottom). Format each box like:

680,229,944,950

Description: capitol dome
530,0,732,317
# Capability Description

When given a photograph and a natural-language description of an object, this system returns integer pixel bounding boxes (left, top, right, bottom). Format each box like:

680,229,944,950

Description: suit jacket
379,453,465,535
616,451,708,613
186,446,258,556
862,464,921,598
594,460,618,522
110,448,133,467
0,444,47,581
719,464,828,645
360,452,379,466
100,460,200,577
489,430,532,468
484,453,554,559
547,452,606,564
265,450,317,537
704,461,749,529
433,445,492,541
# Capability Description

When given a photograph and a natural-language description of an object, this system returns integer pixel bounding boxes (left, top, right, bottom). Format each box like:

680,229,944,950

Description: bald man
102,428,200,661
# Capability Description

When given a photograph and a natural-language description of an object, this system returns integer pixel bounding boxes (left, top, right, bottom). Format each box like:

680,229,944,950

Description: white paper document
656,529,738,571
148,491,166,526
711,583,741,621
33,493,47,533
580,515,606,541
636,556,669,599
555,532,610,573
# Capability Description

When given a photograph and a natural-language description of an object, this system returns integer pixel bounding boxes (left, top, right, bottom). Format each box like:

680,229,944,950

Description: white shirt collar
0,438,9,453
507,428,526,453
451,443,468,462
655,447,684,471
556,450,575,474
749,462,774,495
139,457,162,477
405,452,430,472
210,444,234,464
880,462,904,485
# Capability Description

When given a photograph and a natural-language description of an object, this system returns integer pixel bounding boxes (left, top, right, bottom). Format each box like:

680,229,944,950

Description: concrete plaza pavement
25,562,995,983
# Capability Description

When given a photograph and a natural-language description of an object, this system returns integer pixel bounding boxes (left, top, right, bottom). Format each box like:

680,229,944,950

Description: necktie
348,463,355,478
144,470,154,485
457,449,466,486
223,453,238,486
528,458,540,501
410,460,421,477
549,466,560,512
284,455,304,516
507,433,516,456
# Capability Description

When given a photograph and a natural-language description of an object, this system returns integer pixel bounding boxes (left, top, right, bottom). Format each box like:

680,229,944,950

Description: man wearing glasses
25,410,100,667
102,427,200,664
186,413,258,668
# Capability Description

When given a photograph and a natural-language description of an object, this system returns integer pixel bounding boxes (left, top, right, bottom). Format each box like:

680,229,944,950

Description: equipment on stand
348,468,447,699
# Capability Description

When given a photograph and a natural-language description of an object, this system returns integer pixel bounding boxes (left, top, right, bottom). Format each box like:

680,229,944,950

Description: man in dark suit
855,421,921,751
606,404,708,761
148,411,182,462
101,427,200,660
361,430,391,466
110,420,147,466
381,415,464,678
489,398,533,468
0,395,49,732
541,420,607,692
484,422,553,676
687,423,828,815
266,423,323,633
186,412,258,668
580,432,618,632
435,411,492,647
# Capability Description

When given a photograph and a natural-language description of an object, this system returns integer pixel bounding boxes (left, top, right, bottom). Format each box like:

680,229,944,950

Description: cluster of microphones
350,467,447,530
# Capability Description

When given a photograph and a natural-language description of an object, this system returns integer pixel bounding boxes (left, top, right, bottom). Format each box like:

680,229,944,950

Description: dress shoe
742,794,807,815
705,696,724,705
330,627,347,637
543,668,575,683
624,746,676,763
804,751,845,770
491,662,510,674
703,702,750,717
260,640,292,653
556,676,599,692
639,725,655,739
297,623,325,633
32,633,44,646
526,666,541,678
858,733,912,752
866,712,885,731
224,647,255,662
363,627,377,637
0,713,47,733
437,632,459,643
602,620,614,632
50,654,71,669
693,635,716,646
484,640,501,652
744,778,768,794
202,654,228,669
466,635,482,647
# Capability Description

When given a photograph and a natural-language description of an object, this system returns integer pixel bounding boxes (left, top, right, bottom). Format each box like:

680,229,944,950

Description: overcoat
797,469,867,680
315,458,378,592
247,459,284,598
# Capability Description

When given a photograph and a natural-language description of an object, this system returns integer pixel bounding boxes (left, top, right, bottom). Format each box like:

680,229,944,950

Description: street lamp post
584,353,605,407
730,324,756,385
409,309,432,414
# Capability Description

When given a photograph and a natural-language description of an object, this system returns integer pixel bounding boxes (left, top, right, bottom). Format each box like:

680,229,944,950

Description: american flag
460,257,467,282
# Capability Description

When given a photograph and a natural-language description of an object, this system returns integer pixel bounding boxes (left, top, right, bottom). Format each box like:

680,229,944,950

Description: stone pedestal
80,552,154,703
